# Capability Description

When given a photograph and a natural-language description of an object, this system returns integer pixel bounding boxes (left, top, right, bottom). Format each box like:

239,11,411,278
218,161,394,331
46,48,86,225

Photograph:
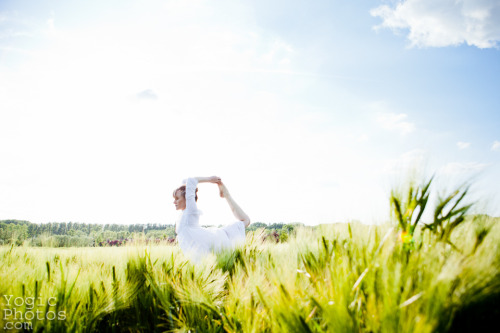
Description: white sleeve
184,177,199,213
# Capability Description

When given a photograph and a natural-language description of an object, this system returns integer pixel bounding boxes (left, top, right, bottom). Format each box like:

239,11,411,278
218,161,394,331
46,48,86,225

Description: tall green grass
1,216,499,332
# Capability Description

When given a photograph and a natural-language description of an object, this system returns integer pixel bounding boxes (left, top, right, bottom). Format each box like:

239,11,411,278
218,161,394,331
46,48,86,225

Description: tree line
0,220,304,247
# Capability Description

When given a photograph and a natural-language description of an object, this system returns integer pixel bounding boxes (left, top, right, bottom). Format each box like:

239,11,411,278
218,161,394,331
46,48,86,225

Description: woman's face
173,190,186,210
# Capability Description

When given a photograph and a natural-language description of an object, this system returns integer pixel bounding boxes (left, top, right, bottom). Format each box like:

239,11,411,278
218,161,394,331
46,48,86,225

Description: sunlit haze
1,0,499,226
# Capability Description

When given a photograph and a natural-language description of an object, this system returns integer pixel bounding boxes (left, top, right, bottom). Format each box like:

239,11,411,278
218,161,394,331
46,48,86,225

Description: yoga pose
173,176,250,262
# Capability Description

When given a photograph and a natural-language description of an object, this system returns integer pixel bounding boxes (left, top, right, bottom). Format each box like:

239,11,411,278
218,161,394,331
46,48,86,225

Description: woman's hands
208,176,226,197
208,176,222,184
193,176,226,197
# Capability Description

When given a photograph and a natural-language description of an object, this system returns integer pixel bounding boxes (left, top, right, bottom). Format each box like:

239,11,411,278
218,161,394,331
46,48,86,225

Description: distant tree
246,222,267,231
267,223,284,230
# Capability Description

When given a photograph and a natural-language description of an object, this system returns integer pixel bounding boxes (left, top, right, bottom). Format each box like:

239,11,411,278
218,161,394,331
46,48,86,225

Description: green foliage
2,220,295,247
390,176,432,236
422,186,473,247
246,222,267,231
0,221,179,247
390,176,474,250
0,217,499,332
0,176,497,332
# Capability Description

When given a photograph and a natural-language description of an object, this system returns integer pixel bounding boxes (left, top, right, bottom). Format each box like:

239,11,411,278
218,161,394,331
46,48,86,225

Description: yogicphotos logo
2,294,66,331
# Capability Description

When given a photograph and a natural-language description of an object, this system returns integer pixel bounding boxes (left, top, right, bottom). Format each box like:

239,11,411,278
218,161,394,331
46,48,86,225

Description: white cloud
382,149,427,174
137,89,158,100
0,12,36,41
492,140,500,151
371,0,500,48
377,112,415,135
260,39,294,66
439,162,489,175
457,141,471,149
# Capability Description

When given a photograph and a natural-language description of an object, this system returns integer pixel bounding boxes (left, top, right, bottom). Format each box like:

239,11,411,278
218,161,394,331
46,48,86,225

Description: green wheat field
1,179,499,332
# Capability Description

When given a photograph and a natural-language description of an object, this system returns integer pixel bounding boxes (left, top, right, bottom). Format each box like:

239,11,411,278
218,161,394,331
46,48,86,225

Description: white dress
175,178,246,262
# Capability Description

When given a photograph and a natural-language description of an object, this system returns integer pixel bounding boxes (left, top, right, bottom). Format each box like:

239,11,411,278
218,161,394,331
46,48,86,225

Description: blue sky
1,0,499,225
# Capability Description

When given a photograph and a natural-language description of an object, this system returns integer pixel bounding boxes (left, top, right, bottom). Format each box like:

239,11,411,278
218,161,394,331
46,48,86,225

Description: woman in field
173,176,250,262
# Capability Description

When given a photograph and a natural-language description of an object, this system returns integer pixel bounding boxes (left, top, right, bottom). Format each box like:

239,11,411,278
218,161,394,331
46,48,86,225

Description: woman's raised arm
193,176,221,184
218,181,251,227
182,176,222,212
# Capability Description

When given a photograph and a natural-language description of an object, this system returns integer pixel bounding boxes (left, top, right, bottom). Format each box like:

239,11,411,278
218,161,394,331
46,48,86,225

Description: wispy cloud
382,149,427,174
377,112,415,135
370,0,500,48
260,39,294,66
137,89,158,100
0,12,35,40
457,141,471,149
439,162,489,175
492,140,500,151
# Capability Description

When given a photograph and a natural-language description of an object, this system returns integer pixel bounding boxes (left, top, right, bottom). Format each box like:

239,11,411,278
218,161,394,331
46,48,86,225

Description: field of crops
1,215,499,332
